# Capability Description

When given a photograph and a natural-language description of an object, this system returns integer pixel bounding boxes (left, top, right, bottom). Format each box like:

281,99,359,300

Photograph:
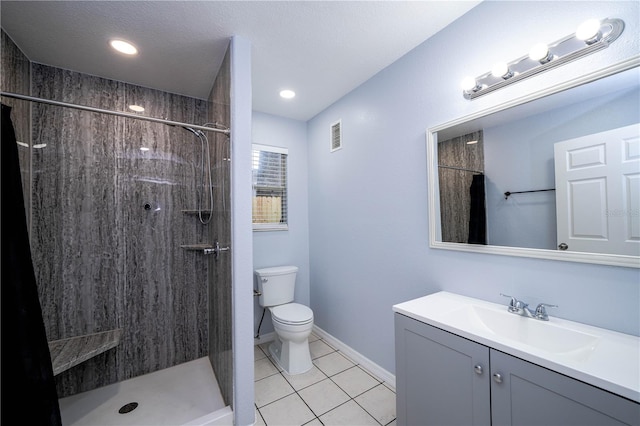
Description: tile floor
254,333,396,426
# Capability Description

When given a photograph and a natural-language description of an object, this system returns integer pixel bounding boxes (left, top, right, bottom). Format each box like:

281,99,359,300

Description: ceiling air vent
330,120,342,152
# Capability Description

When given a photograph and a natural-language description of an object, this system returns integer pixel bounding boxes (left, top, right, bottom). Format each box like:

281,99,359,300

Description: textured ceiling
1,1,480,121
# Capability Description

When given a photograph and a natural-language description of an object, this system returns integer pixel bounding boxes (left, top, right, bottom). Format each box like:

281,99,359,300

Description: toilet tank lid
255,266,299,277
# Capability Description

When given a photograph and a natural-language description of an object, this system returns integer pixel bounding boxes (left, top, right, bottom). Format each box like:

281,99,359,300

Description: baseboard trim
312,325,396,390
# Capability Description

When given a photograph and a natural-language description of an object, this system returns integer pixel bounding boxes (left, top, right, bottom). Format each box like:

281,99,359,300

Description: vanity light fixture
491,62,513,79
528,43,554,64
462,17,624,100
460,76,482,93
575,19,603,44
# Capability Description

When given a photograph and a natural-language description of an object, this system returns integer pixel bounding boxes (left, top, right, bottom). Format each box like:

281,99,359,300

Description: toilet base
269,336,312,375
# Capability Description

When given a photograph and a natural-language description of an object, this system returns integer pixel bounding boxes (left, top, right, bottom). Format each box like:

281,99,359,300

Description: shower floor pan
59,357,232,426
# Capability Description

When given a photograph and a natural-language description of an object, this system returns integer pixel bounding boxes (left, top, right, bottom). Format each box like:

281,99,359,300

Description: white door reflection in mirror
554,124,640,256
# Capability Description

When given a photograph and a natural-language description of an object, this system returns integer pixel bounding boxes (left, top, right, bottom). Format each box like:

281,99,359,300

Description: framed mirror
427,58,640,268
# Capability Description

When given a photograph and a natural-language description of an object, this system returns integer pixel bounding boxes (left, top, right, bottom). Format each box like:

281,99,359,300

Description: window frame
252,144,289,232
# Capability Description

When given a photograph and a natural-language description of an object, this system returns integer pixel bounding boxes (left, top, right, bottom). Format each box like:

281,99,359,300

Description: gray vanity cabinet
395,313,640,426
395,313,491,425
490,349,639,426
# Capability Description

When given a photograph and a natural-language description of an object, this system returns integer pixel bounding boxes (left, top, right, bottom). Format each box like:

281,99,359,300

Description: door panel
555,124,640,255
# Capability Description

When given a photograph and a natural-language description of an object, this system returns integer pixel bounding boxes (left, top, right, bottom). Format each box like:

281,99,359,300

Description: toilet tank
255,266,299,307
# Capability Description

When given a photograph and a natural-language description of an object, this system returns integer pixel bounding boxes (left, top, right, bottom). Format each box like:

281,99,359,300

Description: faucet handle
500,293,523,312
534,303,557,321
500,293,516,306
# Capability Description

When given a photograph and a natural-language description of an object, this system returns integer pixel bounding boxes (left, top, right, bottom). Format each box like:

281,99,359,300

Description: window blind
252,145,288,230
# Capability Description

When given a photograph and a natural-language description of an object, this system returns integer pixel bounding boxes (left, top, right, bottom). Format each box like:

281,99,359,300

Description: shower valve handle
211,240,229,260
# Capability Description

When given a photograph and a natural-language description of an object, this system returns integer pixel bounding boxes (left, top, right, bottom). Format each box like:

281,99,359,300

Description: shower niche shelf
48,328,123,376
181,209,212,217
180,243,214,251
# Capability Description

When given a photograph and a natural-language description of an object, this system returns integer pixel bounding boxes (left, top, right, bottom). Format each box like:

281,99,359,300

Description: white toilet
255,266,314,375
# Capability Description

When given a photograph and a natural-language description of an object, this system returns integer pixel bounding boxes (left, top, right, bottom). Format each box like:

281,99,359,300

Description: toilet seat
270,303,313,325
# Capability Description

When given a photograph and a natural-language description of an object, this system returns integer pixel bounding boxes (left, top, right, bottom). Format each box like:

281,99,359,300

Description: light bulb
529,43,552,63
576,19,602,44
491,62,512,79
461,77,478,92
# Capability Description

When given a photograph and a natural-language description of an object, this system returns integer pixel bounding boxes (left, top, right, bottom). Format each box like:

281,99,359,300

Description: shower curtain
468,173,487,245
1,104,61,425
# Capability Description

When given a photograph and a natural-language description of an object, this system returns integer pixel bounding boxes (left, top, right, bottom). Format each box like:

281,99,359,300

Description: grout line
255,337,395,426
254,403,267,425
349,384,388,426
327,369,382,400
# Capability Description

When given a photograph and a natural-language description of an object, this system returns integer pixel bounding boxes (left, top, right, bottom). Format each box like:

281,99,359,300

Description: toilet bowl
255,266,314,375
268,303,314,375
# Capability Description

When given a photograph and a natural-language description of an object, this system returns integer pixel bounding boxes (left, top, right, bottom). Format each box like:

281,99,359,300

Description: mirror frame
427,57,640,268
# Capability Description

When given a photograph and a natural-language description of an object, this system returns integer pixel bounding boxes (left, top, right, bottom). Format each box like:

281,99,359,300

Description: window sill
253,224,289,232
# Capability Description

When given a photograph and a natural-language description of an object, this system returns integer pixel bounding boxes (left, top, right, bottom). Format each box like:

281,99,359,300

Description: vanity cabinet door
490,349,640,426
395,314,491,426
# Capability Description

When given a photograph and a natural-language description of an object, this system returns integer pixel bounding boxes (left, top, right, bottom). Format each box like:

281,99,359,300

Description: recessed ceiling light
110,39,138,55
139,147,150,152
279,89,296,99
466,140,478,145
129,104,145,112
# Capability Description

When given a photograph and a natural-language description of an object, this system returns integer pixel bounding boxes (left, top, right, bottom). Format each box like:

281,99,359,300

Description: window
252,144,288,231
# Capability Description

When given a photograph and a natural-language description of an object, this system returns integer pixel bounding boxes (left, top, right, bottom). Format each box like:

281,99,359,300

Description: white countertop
393,291,640,403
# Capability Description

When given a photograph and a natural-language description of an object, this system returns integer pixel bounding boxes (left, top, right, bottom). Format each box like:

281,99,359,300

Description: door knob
493,373,503,383
558,243,568,250
474,365,483,375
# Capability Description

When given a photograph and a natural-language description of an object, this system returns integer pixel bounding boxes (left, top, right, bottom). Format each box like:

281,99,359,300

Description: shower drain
118,402,139,414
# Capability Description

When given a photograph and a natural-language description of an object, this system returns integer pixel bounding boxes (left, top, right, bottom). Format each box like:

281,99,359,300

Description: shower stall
2,29,236,425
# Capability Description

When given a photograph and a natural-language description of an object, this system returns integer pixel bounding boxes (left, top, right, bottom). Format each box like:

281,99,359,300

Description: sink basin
442,305,600,358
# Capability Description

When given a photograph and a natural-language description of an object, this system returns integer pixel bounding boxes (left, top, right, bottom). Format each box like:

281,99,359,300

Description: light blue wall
306,1,640,375
252,112,310,337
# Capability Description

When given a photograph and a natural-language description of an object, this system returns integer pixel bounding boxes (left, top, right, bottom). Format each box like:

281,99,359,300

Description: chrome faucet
500,294,557,321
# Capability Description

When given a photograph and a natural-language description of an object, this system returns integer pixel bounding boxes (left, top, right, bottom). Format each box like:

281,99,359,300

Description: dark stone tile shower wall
30,64,213,397
438,130,484,244
207,47,233,407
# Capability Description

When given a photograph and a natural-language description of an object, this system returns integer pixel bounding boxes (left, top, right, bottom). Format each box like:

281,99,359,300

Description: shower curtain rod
438,164,484,174
0,91,230,135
